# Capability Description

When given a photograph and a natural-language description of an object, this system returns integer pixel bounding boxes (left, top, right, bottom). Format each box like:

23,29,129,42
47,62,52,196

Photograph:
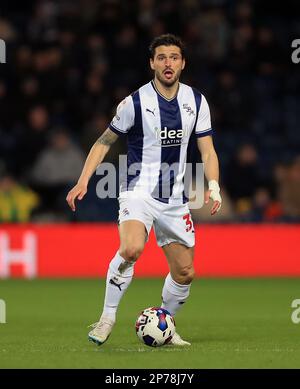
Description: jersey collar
151,79,180,102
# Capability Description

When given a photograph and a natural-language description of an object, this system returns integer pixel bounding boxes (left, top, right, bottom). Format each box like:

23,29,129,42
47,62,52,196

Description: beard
155,69,181,88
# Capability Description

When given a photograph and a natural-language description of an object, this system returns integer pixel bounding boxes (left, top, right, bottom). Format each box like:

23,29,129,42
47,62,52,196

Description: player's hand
205,180,222,216
66,183,87,212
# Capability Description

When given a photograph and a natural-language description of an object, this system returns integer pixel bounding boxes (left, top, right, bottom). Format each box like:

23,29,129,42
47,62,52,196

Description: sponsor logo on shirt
155,126,189,146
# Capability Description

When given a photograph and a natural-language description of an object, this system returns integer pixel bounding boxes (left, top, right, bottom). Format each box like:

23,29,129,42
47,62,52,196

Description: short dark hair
149,33,185,59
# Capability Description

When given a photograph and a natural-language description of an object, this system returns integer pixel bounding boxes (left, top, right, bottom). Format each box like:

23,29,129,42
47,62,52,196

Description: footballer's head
149,34,186,88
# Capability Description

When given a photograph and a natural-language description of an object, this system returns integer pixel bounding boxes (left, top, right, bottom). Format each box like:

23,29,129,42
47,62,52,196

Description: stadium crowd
0,0,299,223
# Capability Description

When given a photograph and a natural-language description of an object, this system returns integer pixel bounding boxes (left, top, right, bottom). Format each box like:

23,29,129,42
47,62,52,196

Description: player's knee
119,244,144,262
174,266,195,285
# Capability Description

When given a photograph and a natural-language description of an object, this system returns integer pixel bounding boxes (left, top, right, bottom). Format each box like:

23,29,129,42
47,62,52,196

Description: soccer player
66,34,222,346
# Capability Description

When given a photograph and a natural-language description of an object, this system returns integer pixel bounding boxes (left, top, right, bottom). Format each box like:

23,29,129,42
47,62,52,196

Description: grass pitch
0,278,299,368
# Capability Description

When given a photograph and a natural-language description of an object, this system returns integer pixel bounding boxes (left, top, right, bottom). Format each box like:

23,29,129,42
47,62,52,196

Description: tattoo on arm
96,128,119,146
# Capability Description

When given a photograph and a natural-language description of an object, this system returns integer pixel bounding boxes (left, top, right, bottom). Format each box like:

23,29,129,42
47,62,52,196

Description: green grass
0,278,300,368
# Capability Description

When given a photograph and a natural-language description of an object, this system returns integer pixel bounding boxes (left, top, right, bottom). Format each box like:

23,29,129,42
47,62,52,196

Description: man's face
150,45,185,87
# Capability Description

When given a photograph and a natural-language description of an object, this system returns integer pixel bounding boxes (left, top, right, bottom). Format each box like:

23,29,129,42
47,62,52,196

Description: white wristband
208,180,220,192
208,180,222,209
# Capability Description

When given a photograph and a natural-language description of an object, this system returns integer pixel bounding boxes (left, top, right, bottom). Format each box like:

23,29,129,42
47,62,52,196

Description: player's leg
153,202,195,346
153,204,195,317
88,220,147,345
161,243,195,317
89,194,153,346
101,220,147,321
161,243,194,346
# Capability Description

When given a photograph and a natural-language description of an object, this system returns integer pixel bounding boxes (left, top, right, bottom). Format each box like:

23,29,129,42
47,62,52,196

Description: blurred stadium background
1,0,300,225
0,0,300,369
0,0,299,277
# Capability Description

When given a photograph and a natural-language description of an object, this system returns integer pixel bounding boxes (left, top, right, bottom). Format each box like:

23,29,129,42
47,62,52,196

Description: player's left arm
197,135,222,215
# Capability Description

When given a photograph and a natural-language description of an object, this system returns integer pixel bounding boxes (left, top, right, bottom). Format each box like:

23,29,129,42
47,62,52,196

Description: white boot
169,332,191,346
88,316,115,345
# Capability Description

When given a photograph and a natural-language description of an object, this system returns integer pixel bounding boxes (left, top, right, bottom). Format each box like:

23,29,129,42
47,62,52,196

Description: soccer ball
135,307,176,347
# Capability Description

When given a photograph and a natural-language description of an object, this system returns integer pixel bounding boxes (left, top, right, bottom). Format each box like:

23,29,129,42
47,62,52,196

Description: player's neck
153,78,179,100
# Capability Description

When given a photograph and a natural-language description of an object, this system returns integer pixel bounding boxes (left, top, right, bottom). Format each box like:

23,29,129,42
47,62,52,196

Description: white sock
102,251,134,322
161,273,191,317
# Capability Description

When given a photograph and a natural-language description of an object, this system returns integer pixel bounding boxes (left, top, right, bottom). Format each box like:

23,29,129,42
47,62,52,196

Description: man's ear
182,58,186,70
150,58,154,70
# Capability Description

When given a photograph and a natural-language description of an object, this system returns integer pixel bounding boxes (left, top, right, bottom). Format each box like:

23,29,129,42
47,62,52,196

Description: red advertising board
0,224,299,278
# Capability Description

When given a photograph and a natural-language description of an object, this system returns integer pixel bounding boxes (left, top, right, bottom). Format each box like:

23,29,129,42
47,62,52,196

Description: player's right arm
67,95,134,211
66,128,119,211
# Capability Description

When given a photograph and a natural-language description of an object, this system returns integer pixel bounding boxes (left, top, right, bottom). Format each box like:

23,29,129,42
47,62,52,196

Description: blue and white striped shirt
109,80,213,204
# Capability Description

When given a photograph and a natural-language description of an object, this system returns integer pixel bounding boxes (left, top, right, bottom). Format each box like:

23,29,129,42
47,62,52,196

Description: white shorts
118,193,195,248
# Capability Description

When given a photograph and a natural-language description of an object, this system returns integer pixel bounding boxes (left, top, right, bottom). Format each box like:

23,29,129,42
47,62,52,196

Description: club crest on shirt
155,126,189,147
183,104,195,116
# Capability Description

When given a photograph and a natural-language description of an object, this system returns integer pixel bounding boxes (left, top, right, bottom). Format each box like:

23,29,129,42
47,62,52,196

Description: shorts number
183,213,193,232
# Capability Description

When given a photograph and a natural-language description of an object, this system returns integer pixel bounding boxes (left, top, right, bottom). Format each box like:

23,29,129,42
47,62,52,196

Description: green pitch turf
0,278,300,368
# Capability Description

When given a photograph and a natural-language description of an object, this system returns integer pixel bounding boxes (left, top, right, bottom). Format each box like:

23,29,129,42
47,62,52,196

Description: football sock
161,273,191,317
102,251,134,322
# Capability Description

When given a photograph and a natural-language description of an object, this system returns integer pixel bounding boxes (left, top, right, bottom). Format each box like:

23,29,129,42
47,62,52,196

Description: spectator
224,144,262,211
16,105,50,178
0,172,39,222
242,187,283,222
277,157,300,221
30,128,85,214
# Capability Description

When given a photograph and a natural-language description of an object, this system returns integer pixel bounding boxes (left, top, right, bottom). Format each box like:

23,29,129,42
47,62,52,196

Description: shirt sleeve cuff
108,123,127,136
195,128,214,138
